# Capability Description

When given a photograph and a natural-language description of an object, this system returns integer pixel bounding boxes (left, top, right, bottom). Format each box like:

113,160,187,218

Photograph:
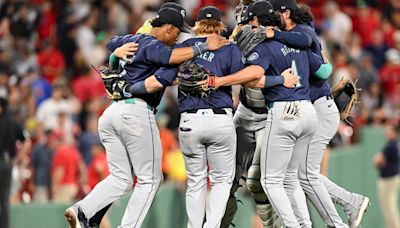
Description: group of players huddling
64,1,370,228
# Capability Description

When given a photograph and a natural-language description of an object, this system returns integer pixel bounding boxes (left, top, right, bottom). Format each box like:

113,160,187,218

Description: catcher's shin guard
220,164,243,228
247,164,281,227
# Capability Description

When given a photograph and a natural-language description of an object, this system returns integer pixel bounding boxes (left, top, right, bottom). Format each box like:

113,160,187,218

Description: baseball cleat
347,196,370,228
65,205,89,228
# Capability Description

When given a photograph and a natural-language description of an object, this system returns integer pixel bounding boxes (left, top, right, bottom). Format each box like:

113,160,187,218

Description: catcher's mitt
331,78,360,123
98,66,129,100
177,60,216,99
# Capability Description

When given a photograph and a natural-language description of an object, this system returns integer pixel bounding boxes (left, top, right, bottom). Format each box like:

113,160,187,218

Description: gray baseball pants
298,96,348,227
77,98,163,228
260,100,317,228
179,109,236,228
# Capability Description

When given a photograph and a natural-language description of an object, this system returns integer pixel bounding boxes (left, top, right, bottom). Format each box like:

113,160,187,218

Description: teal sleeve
313,62,332,80
108,53,119,70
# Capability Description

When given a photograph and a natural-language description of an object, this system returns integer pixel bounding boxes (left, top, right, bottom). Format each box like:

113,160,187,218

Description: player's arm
266,27,312,49
308,50,333,80
123,66,178,96
244,69,299,88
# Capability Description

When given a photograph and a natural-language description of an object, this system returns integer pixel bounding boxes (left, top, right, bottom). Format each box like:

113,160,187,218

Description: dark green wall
10,127,391,228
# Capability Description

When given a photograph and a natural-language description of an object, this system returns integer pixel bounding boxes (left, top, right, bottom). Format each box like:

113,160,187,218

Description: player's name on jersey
281,45,300,56
198,51,215,62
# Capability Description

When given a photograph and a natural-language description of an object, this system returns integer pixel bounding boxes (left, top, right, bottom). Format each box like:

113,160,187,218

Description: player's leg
117,106,163,228
260,102,300,228
88,204,112,227
247,126,281,228
298,98,348,227
179,113,208,228
284,101,317,228
205,111,236,228
221,104,257,228
322,174,371,228
67,106,134,227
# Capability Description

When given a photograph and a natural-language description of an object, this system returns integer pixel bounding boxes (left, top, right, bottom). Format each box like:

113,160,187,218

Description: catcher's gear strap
235,25,266,56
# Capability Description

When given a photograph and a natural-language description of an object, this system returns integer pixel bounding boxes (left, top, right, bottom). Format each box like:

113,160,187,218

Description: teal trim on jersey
112,98,155,111
109,53,119,70
313,62,332,80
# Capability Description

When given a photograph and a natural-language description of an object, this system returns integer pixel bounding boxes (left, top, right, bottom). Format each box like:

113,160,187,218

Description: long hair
257,12,282,27
290,4,314,25
192,19,227,36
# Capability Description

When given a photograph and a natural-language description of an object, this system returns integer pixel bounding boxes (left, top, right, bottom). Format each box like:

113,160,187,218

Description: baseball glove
234,25,266,56
331,78,360,123
177,60,216,99
98,66,129,100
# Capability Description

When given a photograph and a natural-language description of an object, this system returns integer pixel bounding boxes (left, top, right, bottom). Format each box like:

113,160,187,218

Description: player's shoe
345,196,370,228
65,205,89,228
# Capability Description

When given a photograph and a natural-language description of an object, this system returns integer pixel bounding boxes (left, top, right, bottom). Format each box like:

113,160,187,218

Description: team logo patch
181,10,186,18
247,52,259,62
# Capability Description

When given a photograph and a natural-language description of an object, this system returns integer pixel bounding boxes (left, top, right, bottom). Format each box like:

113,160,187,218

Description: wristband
127,81,148,95
109,53,119,70
264,75,284,88
192,42,209,56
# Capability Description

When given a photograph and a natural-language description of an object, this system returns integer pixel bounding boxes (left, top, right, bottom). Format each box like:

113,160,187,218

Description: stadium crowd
0,0,398,207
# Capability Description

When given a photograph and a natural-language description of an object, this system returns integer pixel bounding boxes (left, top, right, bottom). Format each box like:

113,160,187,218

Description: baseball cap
160,2,187,19
197,6,222,22
247,0,275,18
153,8,190,33
270,0,298,11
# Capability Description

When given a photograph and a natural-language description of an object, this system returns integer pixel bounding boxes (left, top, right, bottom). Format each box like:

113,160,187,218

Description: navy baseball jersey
292,24,332,102
157,37,244,113
246,40,324,102
106,34,173,108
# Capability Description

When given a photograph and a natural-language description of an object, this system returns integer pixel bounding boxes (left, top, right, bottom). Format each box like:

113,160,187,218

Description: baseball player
221,1,315,227
211,2,334,227
269,0,370,227
64,6,229,228
84,3,191,227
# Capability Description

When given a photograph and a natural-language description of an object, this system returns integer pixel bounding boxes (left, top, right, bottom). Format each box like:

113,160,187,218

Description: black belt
312,94,333,104
186,108,227,114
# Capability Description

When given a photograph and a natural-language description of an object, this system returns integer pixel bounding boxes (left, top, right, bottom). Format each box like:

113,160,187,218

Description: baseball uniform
246,39,328,227
158,34,244,228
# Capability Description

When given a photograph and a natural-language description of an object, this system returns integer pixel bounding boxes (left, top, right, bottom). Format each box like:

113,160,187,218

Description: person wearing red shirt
87,143,109,190
37,40,66,84
51,142,86,203
380,49,400,104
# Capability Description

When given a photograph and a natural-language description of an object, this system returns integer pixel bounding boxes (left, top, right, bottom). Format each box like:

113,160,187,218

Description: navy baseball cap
270,0,298,11
197,6,222,22
160,2,187,19
154,8,190,33
248,0,275,18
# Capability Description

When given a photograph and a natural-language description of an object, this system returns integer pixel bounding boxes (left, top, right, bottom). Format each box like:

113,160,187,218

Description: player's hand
265,26,275,39
281,68,299,88
114,42,139,62
206,34,230,51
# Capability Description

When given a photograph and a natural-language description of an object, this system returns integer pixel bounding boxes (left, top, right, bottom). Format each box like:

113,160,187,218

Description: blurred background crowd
0,0,399,216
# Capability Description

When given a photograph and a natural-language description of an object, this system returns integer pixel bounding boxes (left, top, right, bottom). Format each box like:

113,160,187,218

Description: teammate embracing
64,6,229,228
269,0,370,227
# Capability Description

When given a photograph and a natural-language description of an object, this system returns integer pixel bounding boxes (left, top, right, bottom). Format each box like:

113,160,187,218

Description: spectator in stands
0,97,30,228
51,138,86,203
365,29,389,69
373,125,400,228
322,0,352,45
31,130,62,203
79,114,100,165
380,48,400,104
37,39,66,84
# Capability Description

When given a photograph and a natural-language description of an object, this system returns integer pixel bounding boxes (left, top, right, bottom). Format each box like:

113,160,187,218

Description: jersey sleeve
106,34,135,52
229,45,244,74
154,66,179,87
308,50,324,74
245,46,271,72
273,30,312,50
143,40,173,65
